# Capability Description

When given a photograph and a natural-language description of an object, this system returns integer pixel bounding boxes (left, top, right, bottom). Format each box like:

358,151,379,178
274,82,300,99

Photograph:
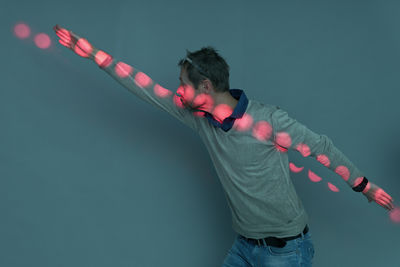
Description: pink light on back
289,162,304,173
316,154,330,167
252,121,272,141
233,113,253,132
308,170,322,182
327,182,339,192
335,165,350,181
154,84,172,98
115,62,133,78
34,33,51,49
14,23,31,39
296,143,311,157
135,72,153,88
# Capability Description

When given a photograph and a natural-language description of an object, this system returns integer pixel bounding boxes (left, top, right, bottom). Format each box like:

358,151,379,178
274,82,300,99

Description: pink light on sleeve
316,154,330,167
115,62,134,78
74,38,93,58
233,113,253,132
389,207,400,223
134,72,153,88
154,84,172,98
252,121,272,141
95,50,112,68
327,182,339,192
34,33,51,49
308,170,322,182
335,165,350,181
276,132,292,148
296,143,311,157
289,162,304,173
14,23,31,39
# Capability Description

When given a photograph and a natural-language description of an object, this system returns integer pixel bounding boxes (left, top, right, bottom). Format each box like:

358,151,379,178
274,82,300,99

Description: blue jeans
222,231,315,267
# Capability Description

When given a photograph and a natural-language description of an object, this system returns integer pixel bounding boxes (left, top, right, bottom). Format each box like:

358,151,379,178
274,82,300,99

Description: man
53,25,394,267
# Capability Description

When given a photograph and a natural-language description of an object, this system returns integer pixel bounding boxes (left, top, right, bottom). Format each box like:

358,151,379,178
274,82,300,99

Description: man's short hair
178,46,230,93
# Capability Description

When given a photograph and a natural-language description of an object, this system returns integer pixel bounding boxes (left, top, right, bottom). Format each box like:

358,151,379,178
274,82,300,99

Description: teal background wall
1,0,399,266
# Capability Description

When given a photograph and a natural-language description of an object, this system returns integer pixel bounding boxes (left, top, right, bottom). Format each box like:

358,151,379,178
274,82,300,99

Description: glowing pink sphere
233,113,253,132
327,182,339,192
34,33,51,49
154,84,172,98
115,62,133,78
252,121,272,141
14,23,31,39
389,207,400,223
308,170,322,182
289,162,304,173
135,72,153,88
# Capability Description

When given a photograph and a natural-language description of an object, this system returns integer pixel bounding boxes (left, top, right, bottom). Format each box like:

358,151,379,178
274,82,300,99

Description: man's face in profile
179,67,199,109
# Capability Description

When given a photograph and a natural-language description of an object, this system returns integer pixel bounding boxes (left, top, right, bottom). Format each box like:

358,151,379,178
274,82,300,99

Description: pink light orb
252,121,272,141
289,162,304,173
316,154,330,167
308,170,322,182
193,93,214,111
276,132,292,149
34,33,51,49
327,182,340,192
14,23,31,39
74,38,92,58
389,207,400,223
154,84,172,98
95,50,112,68
135,72,153,88
213,104,233,123
115,62,133,78
335,165,350,181
233,113,253,132
296,143,311,157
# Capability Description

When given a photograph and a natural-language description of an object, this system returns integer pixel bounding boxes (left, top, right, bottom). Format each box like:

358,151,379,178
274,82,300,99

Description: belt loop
262,238,267,247
300,232,304,239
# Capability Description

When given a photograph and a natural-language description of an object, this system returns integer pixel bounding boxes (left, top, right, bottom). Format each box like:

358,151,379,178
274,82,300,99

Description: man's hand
362,181,394,211
53,24,97,59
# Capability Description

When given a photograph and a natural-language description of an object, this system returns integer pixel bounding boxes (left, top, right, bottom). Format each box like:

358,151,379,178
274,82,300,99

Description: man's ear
202,79,213,94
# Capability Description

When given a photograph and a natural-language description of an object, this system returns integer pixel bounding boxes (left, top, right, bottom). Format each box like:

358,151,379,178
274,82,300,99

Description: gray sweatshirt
97,54,365,239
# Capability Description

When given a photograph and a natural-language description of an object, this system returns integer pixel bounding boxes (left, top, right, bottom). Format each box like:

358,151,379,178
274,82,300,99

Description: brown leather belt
240,225,309,248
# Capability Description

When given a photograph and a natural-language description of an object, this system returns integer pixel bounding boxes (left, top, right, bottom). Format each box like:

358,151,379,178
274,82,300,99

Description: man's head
177,46,230,110
178,46,230,93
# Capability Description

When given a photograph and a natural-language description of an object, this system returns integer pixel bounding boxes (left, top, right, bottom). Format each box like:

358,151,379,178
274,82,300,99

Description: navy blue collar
203,89,248,132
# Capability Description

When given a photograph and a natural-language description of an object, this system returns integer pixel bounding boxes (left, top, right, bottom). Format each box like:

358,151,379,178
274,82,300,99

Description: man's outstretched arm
53,24,199,131
270,105,395,211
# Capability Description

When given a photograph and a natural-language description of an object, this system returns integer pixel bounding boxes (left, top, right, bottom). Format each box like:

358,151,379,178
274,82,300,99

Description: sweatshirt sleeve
95,53,200,132
270,105,365,190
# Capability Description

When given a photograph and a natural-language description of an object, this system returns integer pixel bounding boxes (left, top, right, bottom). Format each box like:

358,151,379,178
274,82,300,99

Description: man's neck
209,91,239,123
